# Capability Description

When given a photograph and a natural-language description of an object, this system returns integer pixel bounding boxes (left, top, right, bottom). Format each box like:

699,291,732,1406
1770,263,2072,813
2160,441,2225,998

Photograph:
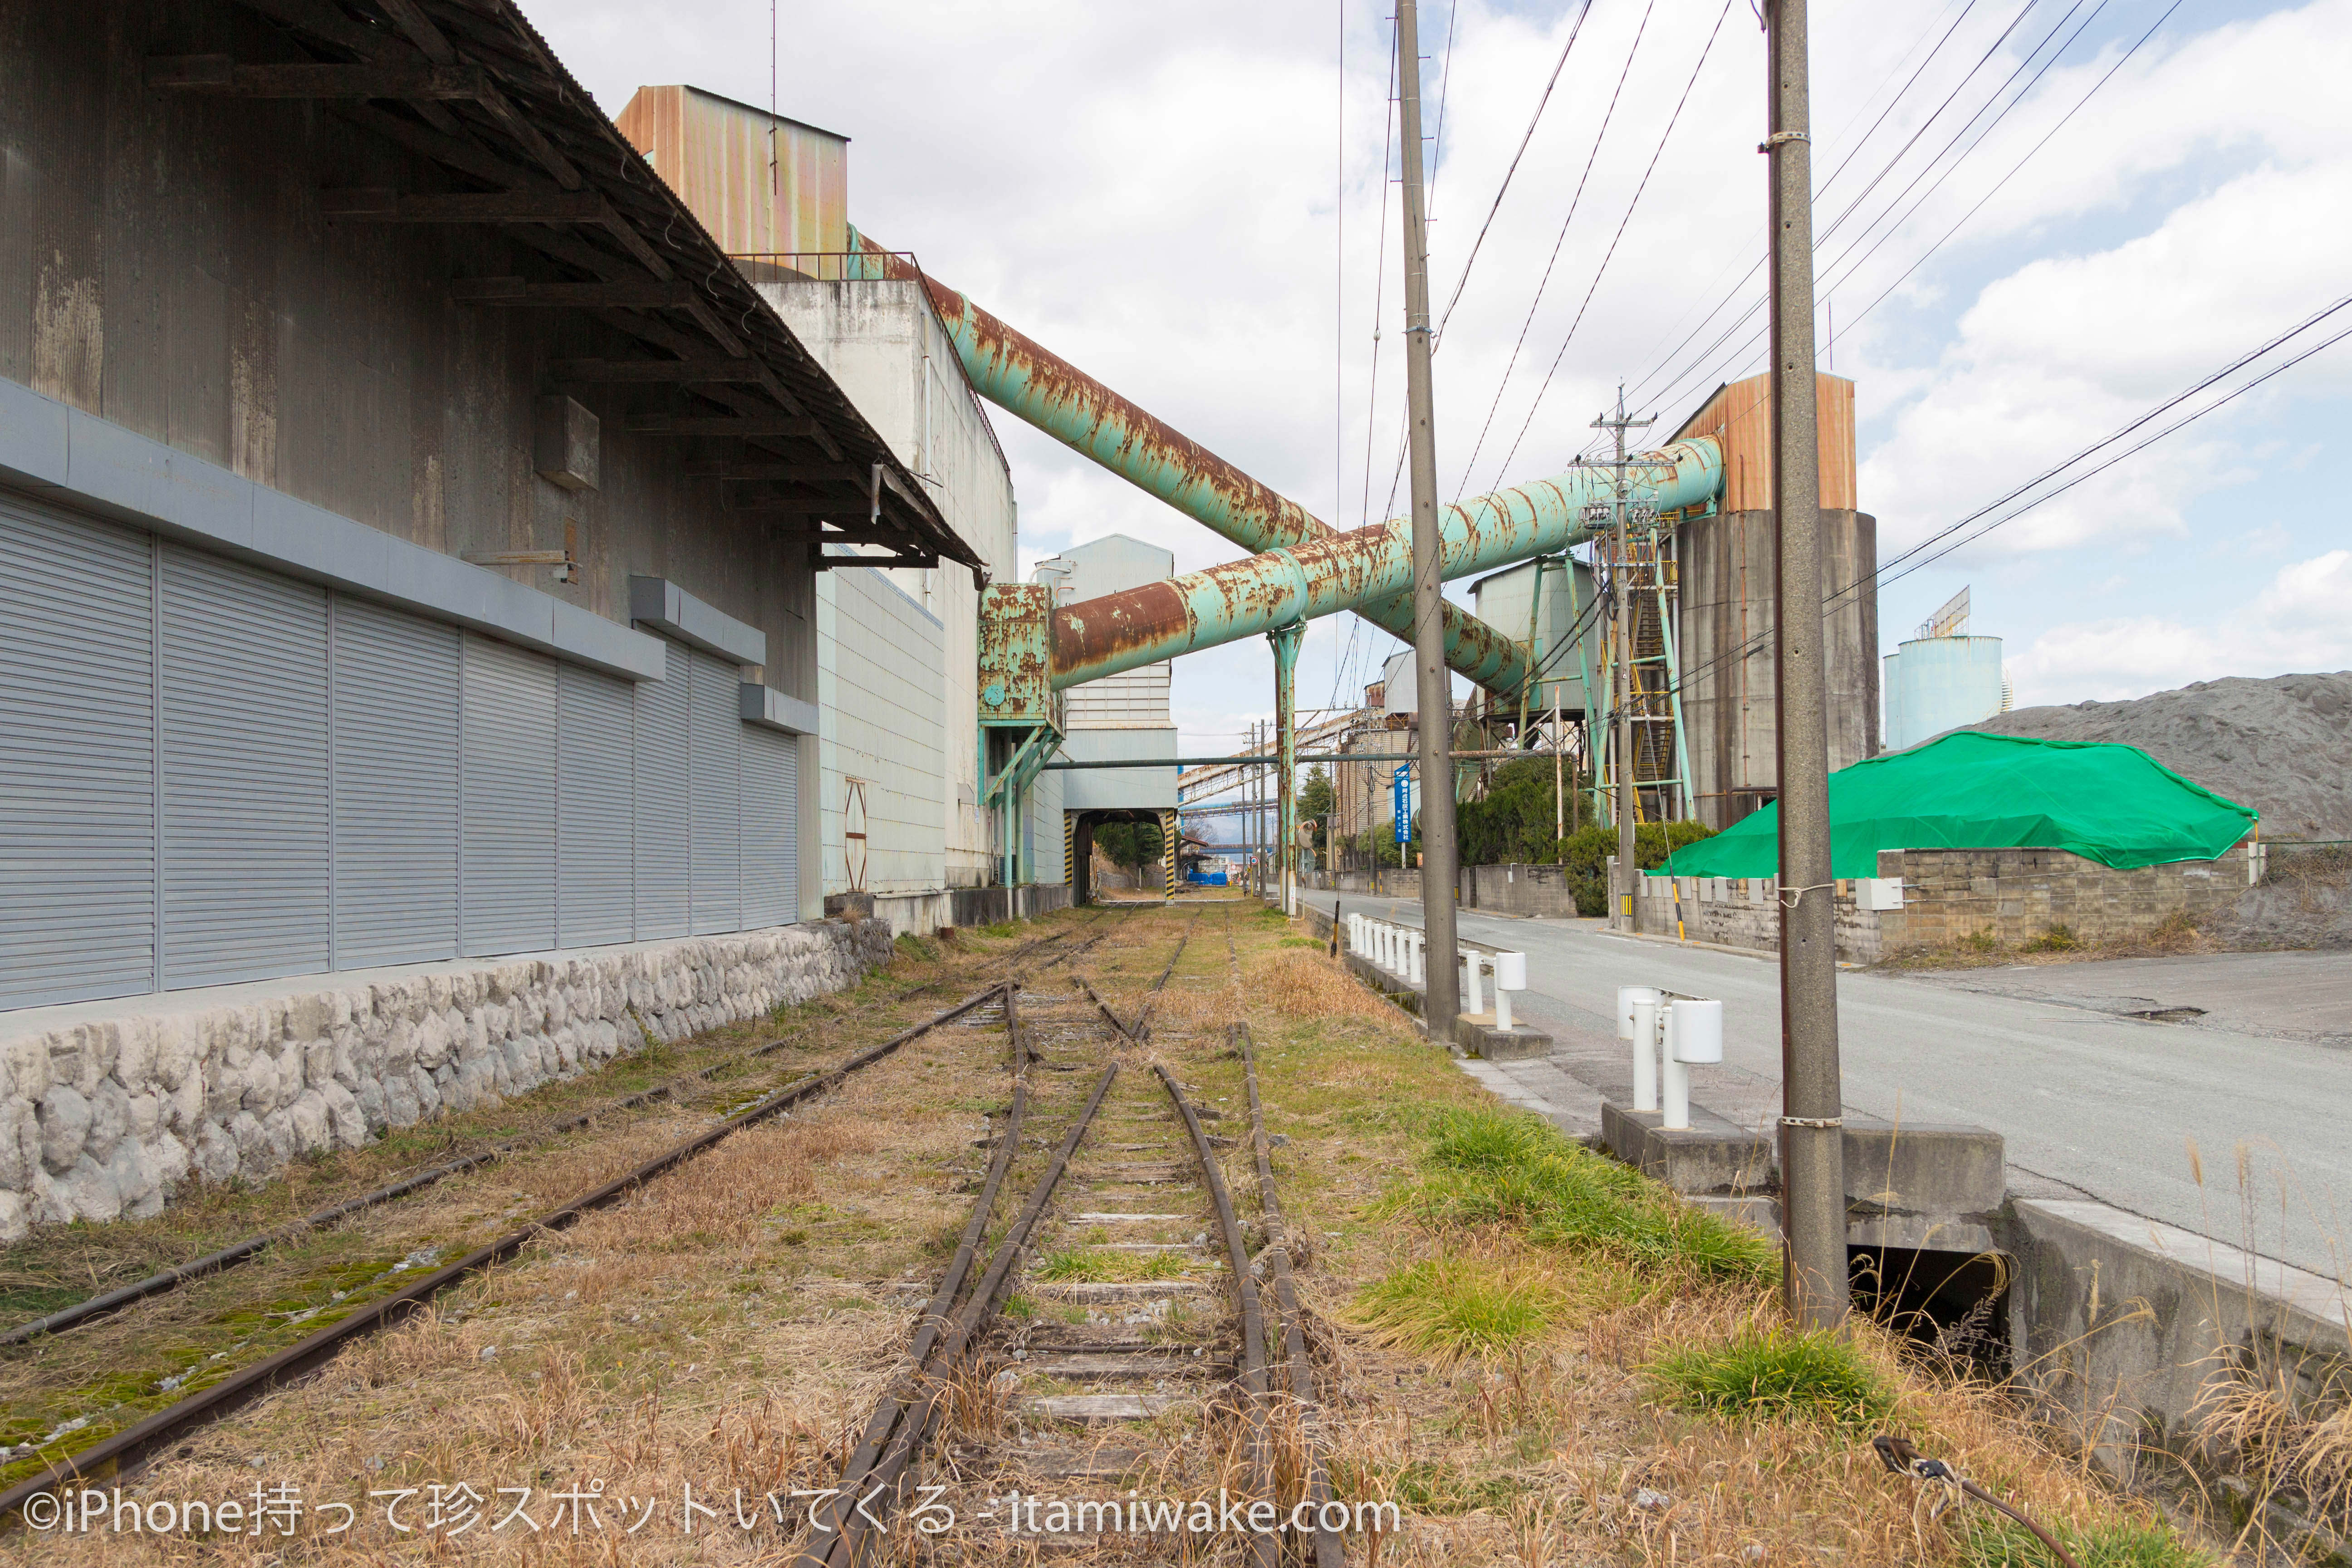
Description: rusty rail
1239,1022,1344,1568
5,918,1105,1348
0,981,1017,1526
1155,1058,1276,1568
807,1062,1123,1567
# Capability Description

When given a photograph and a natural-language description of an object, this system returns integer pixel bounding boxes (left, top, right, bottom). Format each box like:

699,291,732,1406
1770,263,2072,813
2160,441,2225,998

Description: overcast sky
534,0,2350,751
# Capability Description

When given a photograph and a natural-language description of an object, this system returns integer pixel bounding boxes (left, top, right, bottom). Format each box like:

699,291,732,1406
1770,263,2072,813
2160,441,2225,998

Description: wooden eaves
148,0,975,576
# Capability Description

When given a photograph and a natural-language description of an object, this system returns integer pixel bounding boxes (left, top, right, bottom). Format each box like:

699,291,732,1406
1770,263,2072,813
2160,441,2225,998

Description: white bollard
1661,1007,1690,1130
1493,951,1526,1032
1406,930,1424,985
1382,923,1398,975
1623,988,1661,1112
1373,921,1388,971
1462,951,1485,1018
1662,999,1722,1132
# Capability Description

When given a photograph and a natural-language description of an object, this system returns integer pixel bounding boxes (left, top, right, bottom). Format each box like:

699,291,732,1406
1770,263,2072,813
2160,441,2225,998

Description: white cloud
516,0,2352,732
2006,550,2352,703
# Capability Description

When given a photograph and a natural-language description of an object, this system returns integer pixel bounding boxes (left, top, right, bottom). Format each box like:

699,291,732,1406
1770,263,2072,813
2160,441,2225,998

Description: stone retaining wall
0,920,896,1241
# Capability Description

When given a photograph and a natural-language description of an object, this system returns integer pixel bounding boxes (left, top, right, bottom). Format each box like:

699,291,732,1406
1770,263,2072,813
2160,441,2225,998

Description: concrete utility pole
1765,0,1850,1330
1396,0,1461,1039
1593,389,1652,930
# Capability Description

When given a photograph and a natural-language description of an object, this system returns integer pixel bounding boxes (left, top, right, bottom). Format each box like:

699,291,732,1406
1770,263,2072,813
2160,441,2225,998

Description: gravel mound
1955,671,2352,840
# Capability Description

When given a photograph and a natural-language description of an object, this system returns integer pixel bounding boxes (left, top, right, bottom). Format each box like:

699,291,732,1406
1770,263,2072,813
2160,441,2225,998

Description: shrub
2022,923,2079,952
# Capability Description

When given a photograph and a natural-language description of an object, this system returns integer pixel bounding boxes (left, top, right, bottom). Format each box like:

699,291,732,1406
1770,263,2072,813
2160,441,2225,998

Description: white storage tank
1883,634,2006,751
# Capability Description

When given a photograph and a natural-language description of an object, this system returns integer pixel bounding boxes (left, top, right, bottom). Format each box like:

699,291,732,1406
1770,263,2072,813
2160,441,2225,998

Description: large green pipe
849,229,1534,696
1049,440,1724,691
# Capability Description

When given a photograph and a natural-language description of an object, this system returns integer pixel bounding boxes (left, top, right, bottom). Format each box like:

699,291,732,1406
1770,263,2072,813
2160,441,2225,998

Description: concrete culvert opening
1850,1245,2013,1374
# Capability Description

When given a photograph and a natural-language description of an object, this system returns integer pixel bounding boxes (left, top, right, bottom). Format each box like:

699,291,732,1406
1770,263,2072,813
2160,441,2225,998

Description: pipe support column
1270,621,1303,914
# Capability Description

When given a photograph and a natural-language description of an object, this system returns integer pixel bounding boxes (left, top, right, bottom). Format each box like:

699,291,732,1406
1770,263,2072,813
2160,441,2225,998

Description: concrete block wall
1464,863,1584,918
0,920,895,1241
1877,844,2258,951
1630,844,2259,962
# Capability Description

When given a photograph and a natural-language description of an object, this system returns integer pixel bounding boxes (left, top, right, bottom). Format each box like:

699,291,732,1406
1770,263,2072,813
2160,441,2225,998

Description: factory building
1033,536,1180,902
619,84,1063,929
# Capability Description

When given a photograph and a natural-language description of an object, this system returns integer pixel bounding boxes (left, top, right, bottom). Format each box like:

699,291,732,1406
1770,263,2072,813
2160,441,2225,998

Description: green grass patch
1649,1328,1893,1428
1377,1106,1775,1283
1960,1519,2207,1568
1034,1248,1187,1284
1350,1254,1565,1365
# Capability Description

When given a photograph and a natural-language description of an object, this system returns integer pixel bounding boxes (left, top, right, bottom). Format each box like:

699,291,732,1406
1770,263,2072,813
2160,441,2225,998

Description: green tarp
1651,731,2258,880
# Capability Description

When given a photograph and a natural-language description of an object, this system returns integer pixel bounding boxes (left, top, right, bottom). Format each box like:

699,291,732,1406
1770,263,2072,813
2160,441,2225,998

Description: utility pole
1396,0,1461,1039
1766,0,1850,1330
1593,388,1652,930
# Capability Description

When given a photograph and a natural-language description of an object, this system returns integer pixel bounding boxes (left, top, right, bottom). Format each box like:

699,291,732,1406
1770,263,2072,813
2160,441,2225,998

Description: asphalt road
1327,891,2352,1278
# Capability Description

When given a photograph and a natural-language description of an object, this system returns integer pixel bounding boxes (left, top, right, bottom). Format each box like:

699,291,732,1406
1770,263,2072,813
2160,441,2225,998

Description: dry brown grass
1250,948,1392,1019
5,903,2230,1566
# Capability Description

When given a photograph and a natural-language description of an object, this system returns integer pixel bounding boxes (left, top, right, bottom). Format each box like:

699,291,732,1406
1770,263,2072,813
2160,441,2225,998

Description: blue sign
1392,764,1411,844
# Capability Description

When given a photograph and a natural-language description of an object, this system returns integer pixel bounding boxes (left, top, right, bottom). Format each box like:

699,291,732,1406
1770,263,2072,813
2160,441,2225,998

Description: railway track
3,912,1113,1354
0,913,1112,1524
793,907,1344,1563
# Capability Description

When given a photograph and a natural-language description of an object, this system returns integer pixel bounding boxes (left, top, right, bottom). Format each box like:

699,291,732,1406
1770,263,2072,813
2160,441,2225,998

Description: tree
1093,819,1162,873
1298,766,1335,850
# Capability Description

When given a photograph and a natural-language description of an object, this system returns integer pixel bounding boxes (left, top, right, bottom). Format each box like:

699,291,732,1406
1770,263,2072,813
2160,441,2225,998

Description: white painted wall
816,567,947,895
762,278,1017,891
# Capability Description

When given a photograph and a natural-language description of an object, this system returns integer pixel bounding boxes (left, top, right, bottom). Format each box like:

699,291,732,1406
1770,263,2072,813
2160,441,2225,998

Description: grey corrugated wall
332,598,461,968
687,647,742,936
632,637,692,941
459,634,559,958
558,662,636,947
0,499,157,1008
0,498,806,1011
740,725,799,927
159,546,332,990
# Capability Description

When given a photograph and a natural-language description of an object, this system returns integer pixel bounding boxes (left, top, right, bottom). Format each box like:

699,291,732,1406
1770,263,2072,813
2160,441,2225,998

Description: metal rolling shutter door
633,638,690,939
332,598,460,968
688,647,741,935
160,545,331,989
0,500,157,1008
740,725,799,928
558,662,635,946
460,634,558,957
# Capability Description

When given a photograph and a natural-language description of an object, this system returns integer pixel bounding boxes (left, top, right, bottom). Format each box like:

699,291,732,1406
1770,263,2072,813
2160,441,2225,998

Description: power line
1430,0,1597,348
1632,0,2068,416
1621,0,1982,398
1487,0,1738,492
1639,0,2147,421
1450,0,1659,498
1652,295,2352,707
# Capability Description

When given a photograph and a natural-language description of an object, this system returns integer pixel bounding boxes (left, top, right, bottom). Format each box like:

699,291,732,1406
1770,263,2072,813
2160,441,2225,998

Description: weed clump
1650,1328,1892,1427
1959,1518,2207,1568
1034,1248,1186,1284
1378,1106,1774,1283
1350,1254,1566,1365
2022,923,2080,952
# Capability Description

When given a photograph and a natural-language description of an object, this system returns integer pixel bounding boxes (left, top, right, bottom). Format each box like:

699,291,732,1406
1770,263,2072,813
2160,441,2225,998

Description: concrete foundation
2004,1196,2352,1526
0,919,897,1241
1599,1098,2003,1252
